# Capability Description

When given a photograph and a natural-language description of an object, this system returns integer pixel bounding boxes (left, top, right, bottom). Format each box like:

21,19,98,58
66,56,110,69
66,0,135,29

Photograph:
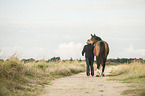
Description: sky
0,0,145,60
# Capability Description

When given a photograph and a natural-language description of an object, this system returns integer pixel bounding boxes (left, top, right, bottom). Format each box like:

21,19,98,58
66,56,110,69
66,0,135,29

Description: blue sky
0,0,145,60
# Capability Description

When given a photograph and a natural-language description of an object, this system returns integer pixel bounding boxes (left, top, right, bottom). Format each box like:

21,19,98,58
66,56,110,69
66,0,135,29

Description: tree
47,57,61,62
69,57,73,61
21,58,35,63
77,58,82,62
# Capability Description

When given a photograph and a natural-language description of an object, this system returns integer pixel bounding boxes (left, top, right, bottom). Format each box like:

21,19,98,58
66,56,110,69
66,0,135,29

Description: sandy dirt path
40,66,128,96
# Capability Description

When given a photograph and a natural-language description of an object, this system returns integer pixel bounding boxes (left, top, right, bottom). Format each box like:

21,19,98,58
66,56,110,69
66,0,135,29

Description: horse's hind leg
96,57,101,76
101,64,105,76
101,59,106,76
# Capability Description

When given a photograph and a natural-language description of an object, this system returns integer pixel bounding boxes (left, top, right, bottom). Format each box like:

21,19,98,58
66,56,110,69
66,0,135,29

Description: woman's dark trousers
86,58,94,76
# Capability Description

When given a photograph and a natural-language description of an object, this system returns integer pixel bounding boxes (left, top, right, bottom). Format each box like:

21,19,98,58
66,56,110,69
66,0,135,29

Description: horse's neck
94,40,102,43
93,40,101,45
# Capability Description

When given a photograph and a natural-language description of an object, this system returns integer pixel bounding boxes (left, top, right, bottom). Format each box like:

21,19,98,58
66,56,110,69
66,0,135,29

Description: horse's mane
94,35,102,41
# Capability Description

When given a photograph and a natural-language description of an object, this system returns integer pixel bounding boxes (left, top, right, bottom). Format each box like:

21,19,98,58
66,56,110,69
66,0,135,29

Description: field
0,55,145,96
0,56,85,96
109,61,145,96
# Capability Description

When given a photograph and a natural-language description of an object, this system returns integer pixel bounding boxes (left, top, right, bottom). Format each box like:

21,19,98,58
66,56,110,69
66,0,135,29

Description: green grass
0,56,85,96
108,61,145,96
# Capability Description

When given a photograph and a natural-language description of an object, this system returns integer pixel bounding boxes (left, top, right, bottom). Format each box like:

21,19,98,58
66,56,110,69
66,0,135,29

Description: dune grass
0,56,85,96
108,61,145,96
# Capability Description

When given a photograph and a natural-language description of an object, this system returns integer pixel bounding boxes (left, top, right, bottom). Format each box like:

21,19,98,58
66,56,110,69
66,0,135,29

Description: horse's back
94,41,101,56
94,41,109,57
103,41,109,57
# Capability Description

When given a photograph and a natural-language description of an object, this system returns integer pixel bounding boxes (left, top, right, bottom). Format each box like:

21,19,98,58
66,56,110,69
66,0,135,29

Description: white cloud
55,42,83,59
0,46,53,60
0,46,23,59
124,44,145,59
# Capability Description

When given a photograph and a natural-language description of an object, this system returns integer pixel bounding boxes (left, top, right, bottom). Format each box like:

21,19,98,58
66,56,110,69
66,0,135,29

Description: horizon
0,54,144,61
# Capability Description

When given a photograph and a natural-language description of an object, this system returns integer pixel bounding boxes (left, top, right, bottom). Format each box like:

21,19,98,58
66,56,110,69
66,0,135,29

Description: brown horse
91,34,109,76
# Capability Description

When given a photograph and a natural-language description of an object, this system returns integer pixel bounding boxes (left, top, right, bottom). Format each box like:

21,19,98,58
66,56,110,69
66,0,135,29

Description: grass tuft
109,61,145,96
0,56,85,96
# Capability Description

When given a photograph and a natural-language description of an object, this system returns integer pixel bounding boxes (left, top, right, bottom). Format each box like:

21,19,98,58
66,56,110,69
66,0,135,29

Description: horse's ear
91,34,93,36
94,34,96,36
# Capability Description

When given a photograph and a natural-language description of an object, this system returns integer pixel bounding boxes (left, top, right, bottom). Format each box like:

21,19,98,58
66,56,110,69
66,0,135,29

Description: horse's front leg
96,68,101,77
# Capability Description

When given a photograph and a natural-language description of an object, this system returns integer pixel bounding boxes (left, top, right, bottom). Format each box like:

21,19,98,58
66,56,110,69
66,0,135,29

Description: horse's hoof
96,75,100,77
101,73,105,77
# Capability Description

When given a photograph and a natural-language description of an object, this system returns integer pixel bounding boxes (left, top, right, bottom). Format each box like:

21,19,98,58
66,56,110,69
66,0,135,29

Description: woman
82,39,94,76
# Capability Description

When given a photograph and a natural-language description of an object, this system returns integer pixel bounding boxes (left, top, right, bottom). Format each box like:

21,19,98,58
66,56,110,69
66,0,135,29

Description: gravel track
40,66,128,96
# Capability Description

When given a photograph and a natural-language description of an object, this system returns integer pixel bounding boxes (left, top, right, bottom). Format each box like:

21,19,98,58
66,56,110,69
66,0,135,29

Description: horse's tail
97,42,105,65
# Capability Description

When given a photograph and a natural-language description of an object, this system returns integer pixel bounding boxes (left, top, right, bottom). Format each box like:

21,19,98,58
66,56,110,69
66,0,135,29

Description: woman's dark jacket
82,44,94,59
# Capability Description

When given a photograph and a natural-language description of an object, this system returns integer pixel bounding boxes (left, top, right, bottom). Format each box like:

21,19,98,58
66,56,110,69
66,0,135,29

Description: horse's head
91,34,102,43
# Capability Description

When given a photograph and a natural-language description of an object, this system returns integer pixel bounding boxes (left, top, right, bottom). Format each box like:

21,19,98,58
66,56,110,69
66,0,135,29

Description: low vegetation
107,58,144,63
109,61,145,96
0,56,85,96
1,55,144,96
